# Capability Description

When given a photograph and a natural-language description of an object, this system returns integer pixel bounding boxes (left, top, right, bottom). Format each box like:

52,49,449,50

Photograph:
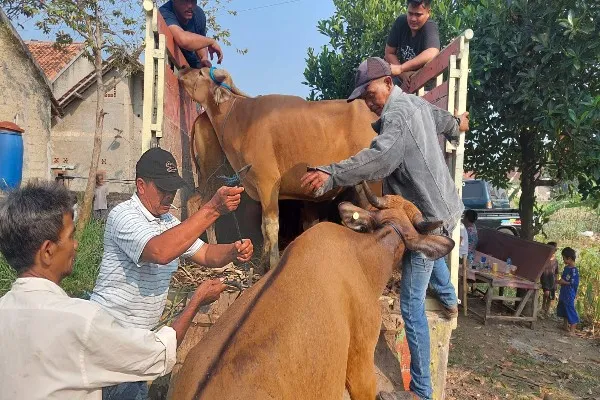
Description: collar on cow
383,222,403,241
210,67,233,91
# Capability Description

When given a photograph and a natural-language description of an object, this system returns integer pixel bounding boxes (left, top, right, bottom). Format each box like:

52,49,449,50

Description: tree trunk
518,130,537,240
76,14,106,233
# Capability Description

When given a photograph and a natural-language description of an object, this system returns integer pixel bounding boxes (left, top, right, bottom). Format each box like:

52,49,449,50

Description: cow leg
301,201,320,231
259,182,280,270
345,346,378,400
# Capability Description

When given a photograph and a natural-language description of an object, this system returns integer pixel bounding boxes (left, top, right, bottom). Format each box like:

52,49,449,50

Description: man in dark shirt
159,0,223,68
385,0,440,85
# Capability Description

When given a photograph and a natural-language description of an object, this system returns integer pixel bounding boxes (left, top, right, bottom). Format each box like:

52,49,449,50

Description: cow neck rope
383,222,403,240
219,97,237,141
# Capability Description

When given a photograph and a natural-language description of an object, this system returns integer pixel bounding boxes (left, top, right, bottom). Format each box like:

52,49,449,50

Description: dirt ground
446,310,600,400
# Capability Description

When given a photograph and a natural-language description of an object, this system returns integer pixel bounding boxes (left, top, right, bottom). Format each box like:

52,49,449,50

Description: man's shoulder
394,15,408,26
159,0,174,15
423,19,439,30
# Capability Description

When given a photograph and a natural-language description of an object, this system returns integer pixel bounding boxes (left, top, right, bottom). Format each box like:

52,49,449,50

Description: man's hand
208,40,223,64
192,278,227,306
206,186,243,215
458,111,470,132
390,64,403,76
233,239,253,263
200,58,212,68
301,170,330,194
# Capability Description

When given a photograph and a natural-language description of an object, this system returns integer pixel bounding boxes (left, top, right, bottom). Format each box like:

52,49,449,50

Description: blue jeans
103,381,148,400
400,251,457,400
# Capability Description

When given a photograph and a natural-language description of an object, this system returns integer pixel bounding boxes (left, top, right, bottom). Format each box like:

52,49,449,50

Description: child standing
462,209,478,264
540,241,559,317
556,247,580,334
93,171,109,221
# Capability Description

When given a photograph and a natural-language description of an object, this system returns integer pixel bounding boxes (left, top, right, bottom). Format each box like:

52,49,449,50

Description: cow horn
361,181,387,209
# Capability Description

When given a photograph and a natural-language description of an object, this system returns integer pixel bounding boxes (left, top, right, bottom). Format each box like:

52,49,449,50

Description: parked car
462,179,521,236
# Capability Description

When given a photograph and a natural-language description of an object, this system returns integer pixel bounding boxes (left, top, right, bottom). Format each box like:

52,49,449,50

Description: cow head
338,182,454,260
179,67,250,107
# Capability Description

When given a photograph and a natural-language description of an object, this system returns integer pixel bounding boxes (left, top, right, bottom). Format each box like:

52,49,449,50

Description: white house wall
0,22,52,183
51,69,144,193
52,54,94,100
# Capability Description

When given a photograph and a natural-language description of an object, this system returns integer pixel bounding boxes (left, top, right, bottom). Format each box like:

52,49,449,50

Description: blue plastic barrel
0,121,24,191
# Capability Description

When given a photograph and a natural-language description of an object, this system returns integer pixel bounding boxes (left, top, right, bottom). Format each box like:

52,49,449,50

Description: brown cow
179,67,378,270
170,183,454,400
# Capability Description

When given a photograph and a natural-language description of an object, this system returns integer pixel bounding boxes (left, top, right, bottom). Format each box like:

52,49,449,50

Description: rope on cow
209,66,233,91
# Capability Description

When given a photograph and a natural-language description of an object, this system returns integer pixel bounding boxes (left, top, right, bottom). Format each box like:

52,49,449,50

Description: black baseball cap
347,57,393,102
136,148,187,192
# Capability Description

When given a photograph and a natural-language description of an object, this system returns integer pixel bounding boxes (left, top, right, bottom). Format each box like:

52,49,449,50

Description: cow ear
338,202,377,233
405,234,455,260
213,86,232,105
415,220,444,234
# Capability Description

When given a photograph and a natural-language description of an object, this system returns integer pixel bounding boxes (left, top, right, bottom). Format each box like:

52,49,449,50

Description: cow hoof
377,391,422,400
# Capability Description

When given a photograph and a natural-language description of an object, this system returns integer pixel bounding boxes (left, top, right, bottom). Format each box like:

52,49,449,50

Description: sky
14,0,337,98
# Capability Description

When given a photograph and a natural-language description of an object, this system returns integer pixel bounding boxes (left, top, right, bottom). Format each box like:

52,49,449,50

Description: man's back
0,277,176,400
379,88,463,229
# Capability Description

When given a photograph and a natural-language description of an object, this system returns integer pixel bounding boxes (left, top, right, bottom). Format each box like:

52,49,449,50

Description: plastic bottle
506,257,512,273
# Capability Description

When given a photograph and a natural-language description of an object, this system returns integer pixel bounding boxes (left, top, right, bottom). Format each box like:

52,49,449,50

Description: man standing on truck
159,0,223,68
385,0,440,86
301,57,469,400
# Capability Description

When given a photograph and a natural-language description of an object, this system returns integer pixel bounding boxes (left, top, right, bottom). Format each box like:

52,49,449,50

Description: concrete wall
51,68,144,193
0,23,52,183
52,53,94,100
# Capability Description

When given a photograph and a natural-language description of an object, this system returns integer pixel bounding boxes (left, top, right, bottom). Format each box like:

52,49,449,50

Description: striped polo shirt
90,194,204,330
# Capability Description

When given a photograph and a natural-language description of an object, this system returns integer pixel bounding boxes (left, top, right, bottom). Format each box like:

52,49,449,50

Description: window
105,86,117,98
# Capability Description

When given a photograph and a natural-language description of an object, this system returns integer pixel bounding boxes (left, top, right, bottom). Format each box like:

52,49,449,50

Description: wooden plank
403,36,462,94
490,296,523,302
421,81,449,110
485,315,536,322
484,286,493,325
142,5,156,152
514,289,533,316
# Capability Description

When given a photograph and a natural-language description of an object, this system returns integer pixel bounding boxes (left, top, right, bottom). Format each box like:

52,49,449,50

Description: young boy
462,209,478,264
556,247,580,334
540,241,559,317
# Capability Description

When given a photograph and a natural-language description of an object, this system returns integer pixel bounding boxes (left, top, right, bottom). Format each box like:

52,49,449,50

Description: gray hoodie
317,86,464,231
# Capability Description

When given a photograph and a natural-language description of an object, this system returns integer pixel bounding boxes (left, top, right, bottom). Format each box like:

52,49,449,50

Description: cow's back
221,96,377,199
171,223,387,400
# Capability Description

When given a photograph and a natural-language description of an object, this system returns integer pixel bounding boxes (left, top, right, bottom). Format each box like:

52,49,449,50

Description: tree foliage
303,0,600,239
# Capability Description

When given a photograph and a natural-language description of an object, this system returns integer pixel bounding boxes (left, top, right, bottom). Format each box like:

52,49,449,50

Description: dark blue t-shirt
159,0,207,68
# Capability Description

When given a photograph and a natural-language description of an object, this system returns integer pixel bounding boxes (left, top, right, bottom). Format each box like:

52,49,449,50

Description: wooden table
460,265,540,329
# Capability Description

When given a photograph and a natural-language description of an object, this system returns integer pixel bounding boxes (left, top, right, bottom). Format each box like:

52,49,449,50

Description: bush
0,219,105,298
575,248,600,330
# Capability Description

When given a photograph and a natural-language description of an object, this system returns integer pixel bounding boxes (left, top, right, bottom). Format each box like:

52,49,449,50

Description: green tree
464,0,600,239
302,0,464,101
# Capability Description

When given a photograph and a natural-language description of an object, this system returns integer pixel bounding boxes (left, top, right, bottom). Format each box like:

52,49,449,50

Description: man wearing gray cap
302,57,469,400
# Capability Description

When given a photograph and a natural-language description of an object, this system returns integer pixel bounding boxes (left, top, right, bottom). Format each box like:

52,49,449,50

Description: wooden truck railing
403,29,473,315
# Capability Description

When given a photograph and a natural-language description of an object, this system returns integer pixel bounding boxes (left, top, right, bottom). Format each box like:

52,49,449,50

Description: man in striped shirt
90,148,253,399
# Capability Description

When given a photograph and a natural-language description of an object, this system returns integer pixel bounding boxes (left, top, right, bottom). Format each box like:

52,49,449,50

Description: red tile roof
25,41,85,80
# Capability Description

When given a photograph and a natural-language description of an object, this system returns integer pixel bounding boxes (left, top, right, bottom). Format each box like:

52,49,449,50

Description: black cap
136,148,187,192
347,57,392,102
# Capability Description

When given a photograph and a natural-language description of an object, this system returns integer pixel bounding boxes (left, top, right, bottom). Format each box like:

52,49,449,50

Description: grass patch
537,204,600,331
0,219,105,298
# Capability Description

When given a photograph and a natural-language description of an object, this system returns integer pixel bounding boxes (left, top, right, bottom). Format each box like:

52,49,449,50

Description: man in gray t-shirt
385,0,440,86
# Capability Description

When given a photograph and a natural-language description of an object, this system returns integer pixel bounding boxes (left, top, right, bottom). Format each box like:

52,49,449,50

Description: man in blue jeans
301,57,469,400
